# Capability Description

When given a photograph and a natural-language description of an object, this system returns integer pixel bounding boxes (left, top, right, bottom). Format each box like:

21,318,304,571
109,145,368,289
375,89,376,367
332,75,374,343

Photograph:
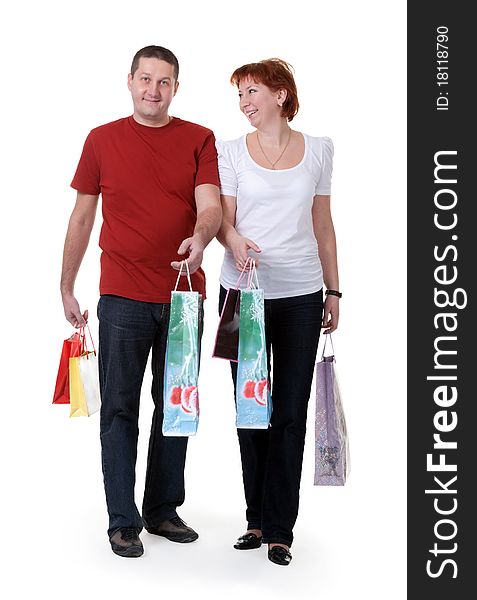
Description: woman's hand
322,294,339,334
229,233,261,271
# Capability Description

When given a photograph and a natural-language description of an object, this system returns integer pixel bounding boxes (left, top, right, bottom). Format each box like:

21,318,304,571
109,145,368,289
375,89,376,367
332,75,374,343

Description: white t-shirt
217,133,334,299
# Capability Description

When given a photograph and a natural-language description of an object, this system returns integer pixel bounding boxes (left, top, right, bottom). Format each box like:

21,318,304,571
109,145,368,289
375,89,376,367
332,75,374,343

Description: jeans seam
143,305,169,519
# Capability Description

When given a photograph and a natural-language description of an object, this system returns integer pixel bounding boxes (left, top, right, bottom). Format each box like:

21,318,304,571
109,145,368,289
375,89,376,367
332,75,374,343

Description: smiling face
127,57,178,126
238,77,286,129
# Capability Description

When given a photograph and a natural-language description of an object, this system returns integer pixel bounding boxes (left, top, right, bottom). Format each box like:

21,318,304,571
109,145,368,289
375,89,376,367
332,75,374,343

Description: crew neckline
243,132,307,172
128,115,177,132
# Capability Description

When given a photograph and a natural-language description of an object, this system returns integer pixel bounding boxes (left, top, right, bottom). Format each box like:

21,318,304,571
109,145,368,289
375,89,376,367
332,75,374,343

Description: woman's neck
255,119,291,146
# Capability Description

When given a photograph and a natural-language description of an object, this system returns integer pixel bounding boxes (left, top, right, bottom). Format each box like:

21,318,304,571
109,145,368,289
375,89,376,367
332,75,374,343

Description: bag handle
174,260,193,292
233,256,252,288
246,259,260,289
78,324,97,357
321,332,335,360
84,323,97,355
74,328,86,355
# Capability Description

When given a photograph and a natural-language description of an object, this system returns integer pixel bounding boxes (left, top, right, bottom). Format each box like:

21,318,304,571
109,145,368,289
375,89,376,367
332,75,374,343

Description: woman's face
237,77,285,127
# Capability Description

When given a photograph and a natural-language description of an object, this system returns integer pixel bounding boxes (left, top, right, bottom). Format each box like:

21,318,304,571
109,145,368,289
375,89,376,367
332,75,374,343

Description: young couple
60,45,340,567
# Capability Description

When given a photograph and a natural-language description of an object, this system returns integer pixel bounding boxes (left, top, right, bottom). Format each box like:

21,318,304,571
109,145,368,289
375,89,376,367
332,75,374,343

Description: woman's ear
277,89,288,107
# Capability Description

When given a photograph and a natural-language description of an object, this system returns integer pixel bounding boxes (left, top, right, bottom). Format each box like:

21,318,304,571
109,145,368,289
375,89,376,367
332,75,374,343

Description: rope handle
174,260,193,292
233,256,252,288
246,259,260,289
84,323,96,355
321,332,336,360
77,324,97,357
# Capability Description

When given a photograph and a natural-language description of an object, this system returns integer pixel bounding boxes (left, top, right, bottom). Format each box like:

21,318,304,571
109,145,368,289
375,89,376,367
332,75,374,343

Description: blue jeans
219,286,323,547
97,294,203,537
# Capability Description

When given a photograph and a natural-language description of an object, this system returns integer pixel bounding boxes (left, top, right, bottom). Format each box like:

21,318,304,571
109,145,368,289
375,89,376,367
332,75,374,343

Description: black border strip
408,3,474,597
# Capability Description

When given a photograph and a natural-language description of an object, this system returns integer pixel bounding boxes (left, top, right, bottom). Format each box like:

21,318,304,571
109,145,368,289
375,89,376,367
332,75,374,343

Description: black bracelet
325,289,342,298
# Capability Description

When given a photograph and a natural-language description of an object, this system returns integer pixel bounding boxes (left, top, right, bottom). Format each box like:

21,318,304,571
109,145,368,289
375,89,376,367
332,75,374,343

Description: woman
216,58,341,566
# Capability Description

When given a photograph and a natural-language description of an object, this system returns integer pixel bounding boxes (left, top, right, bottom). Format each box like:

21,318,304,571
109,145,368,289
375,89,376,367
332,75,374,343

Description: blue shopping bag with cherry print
163,261,200,436
236,262,272,429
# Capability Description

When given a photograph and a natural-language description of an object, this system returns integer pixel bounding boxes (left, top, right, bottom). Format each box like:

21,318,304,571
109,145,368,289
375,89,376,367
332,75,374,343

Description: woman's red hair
230,58,299,122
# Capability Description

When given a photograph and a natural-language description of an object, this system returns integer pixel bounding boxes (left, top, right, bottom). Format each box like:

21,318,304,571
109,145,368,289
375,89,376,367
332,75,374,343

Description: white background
0,1,406,598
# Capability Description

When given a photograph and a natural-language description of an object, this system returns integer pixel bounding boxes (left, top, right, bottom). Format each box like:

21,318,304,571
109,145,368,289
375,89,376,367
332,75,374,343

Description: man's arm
61,192,99,327
171,183,222,274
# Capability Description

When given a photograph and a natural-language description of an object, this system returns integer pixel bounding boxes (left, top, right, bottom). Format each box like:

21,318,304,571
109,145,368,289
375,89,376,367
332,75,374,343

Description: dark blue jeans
97,294,202,537
219,286,323,547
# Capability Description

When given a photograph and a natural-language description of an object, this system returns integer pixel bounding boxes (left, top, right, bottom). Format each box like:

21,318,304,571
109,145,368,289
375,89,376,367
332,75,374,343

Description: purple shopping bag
314,337,349,486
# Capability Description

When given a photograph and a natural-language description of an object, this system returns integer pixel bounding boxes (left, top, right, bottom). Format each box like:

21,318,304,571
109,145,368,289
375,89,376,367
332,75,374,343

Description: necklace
256,128,292,169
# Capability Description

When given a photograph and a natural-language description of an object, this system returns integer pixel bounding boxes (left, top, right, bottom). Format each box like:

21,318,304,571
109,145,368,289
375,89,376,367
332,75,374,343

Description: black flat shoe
268,545,292,566
233,532,263,550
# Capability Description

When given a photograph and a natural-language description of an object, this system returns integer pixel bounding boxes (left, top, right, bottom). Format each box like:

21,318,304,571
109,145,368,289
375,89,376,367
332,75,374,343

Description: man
60,45,221,558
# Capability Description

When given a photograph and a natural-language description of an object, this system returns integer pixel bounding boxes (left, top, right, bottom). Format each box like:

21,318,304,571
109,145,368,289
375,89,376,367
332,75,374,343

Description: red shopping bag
52,331,85,404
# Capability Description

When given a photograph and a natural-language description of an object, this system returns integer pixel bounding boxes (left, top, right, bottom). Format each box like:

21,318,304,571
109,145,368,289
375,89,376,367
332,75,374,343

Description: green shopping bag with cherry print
163,261,200,436
236,262,272,429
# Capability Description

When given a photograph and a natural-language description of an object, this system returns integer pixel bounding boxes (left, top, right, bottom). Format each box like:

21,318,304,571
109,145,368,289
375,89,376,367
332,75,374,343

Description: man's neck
132,113,172,128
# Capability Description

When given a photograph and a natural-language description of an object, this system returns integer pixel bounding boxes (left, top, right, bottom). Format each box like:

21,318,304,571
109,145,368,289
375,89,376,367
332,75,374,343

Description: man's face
127,57,178,125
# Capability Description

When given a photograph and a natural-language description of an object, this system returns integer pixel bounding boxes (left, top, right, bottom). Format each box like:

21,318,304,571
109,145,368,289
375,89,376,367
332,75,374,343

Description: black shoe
233,532,263,550
146,516,199,543
109,528,144,558
268,545,292,566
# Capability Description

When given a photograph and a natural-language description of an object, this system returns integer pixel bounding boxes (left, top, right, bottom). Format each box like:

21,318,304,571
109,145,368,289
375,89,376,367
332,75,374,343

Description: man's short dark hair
130,45,179,80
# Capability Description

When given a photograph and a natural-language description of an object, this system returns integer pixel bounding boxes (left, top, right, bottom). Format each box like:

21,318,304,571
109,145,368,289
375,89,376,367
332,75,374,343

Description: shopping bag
213,258,252,362
163,261,200,436
236,261,272,429
52,331,84,404
314,336,350,485
213,288,240,361
69,326,101,418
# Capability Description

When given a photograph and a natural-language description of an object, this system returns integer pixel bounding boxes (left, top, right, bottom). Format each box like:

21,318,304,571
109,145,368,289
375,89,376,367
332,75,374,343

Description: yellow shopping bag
68,326,100,418
69,354,90,417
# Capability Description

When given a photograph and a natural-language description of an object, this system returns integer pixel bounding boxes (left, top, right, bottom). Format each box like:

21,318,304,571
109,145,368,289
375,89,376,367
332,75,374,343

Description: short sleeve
195,131,220,188
216,140,238,197
70,131,101,195
315,137,334,196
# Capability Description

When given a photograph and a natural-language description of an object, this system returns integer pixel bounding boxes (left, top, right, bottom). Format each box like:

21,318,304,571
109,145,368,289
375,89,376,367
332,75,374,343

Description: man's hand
171,234,205,275
62,293,88,328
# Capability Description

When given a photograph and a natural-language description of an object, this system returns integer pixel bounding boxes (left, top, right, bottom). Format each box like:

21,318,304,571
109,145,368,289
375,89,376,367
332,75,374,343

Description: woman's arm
217,194,261,270
312,194,340,333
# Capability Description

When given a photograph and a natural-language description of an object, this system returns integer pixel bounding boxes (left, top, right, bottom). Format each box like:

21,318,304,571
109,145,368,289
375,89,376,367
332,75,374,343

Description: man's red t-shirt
71,116,219,302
